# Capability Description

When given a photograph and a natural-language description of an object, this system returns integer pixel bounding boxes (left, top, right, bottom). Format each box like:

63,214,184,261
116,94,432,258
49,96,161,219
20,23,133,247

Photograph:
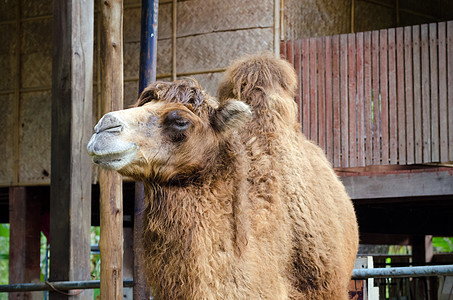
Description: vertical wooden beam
372,30,380,166
294,40,302,126
396,27,406,165
302,39,310,139
364,32,372,166
13,0,21,185
388,28,398,165
356,32,365,167
448,21,453,162
429,23,439,162
136,0,159,298
100,0,124,299
347,33,356,167
404,26,415,165
438,22,448,162
317,37,326,152
421,24,431,163
171,0,177,81
50,0,93,299
412,235,434,265
379,29,389,165
332,36,341,167
123,228,134,299
340,34,349,167
309,38,318,143
9,187,41,300
412,25,423,164
325,36,334,164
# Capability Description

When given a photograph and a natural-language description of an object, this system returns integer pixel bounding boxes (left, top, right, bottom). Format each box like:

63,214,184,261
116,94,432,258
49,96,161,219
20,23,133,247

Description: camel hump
218,53,298,103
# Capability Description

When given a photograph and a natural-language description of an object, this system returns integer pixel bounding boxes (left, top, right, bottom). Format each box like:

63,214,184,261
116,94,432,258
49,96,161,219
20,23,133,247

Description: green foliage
0,225,102,299
433,237,453,253
0,224,9,285
388,245,410,255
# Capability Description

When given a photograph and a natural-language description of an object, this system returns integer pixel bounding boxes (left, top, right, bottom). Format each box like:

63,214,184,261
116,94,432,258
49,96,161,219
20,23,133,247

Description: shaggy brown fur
87,54,359,299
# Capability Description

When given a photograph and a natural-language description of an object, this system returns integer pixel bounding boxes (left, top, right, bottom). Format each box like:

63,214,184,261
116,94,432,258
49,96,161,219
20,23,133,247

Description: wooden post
9,187,41,300
123,228,134,299
50,0,93,299
99,0,124,299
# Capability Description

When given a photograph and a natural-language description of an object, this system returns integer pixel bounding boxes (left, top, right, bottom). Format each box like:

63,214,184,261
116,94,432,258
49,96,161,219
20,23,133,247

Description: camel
87,54,359,299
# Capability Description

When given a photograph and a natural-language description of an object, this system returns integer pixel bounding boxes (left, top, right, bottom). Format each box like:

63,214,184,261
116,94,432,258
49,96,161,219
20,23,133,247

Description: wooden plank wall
281,21,453,168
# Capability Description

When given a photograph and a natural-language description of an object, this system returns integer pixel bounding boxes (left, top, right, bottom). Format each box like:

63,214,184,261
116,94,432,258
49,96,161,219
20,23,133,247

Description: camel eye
164,111,190,131
163,111,191,142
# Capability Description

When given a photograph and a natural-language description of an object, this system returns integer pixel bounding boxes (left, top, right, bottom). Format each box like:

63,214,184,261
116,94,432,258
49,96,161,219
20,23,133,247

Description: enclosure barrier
352,264,453,279
0,279,134,293
1,265,453,293
281,21,453,168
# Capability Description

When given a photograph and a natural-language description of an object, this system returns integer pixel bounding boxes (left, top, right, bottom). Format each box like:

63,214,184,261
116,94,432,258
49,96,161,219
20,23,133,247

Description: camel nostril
95,113,124,133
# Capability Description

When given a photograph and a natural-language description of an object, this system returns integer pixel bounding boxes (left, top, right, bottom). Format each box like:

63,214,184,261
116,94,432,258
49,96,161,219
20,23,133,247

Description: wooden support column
50,0,94,299
9,187,41,300
412,235,435,299
412,235,434,265
99,0,124,299
123,227,134,299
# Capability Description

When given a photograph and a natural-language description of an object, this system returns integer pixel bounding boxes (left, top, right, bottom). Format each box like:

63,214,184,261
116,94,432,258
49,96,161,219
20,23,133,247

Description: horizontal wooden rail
282,21,453,168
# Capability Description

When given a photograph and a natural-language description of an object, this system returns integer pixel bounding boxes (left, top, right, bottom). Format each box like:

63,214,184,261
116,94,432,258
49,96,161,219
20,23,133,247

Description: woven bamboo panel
0,94,15,186
0,55,14,91
21,19,52,88
124,7,142,43
175,28,273,73
21,52,52,88
173,0,273,38
18,91,51,184
185,72,225,98
0,23,16,91
0,0,17,20
124,42,140,78
22,19,52,54
21,0,52,17
157,3,172,40
284,0,349,40
124,81,139,108
156,39,172,75
0,23,16,53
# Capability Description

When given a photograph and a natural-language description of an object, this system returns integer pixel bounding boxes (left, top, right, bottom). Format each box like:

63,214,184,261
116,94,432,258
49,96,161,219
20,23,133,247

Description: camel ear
211,100,252,133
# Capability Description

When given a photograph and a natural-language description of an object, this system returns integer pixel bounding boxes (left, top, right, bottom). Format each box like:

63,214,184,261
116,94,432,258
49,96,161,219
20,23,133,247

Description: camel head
87,79,251,183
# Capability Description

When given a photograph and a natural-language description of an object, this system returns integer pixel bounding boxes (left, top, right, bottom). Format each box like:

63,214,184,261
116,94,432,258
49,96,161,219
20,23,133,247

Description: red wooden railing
281,21,453,168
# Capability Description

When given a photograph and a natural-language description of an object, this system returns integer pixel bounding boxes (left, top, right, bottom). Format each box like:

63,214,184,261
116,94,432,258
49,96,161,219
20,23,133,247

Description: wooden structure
0,0,452,299
99,0,124,299
49,1,94,299
281,21,453,168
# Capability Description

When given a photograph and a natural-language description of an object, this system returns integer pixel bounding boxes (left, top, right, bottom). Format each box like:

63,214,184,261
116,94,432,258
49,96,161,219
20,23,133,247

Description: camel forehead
138,80,219,115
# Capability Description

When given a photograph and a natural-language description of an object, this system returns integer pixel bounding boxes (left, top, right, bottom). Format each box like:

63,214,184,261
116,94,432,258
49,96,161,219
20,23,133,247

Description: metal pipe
136,1,159,299
352,265,453,280
0,280,134,293
3,265,453,292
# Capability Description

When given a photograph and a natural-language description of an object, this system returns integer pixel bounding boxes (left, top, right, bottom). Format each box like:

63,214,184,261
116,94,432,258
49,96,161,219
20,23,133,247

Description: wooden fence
281,21,453,169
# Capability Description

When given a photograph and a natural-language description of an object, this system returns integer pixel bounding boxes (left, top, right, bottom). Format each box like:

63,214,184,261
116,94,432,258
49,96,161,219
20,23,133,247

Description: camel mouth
89,145,138,170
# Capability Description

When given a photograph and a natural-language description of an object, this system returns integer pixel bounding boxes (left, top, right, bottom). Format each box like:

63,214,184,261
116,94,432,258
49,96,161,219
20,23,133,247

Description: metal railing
1,265,453,293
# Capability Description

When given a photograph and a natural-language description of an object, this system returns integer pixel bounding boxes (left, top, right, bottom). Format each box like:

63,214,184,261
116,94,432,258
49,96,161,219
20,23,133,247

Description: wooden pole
135,0,159,298
9,187,41,300
273,0,280,57
172,0,177,81
99,0,124,299
50,0,94,299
